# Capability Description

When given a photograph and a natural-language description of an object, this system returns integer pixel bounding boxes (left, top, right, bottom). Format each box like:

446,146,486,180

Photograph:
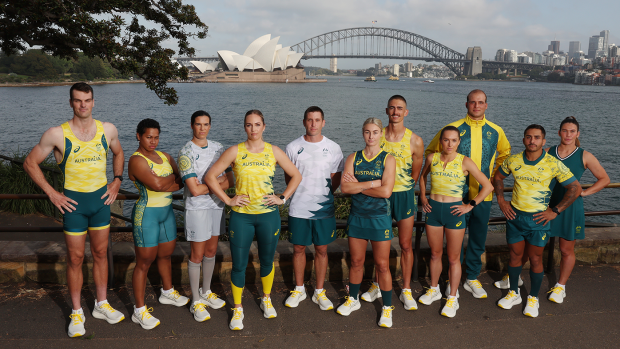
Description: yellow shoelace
424,288,437,297
527,297,538,307
206,292,221,300
444,297,456,309
501,274,510,282
548,286,564,295
193,303,207,312
169,290,181,299
469,280,483,289
263,297,274,309
69,313,83,325
343,296,357,306
403,290,413,300
231,308,243,320
100,303,116,313
290,290,303,298
382,306,395,317
369,283,379,292
316,290,328,301
505,290,518,299
139,307,154,320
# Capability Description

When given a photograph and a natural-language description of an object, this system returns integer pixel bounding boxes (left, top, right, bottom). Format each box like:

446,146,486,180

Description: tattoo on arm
556,181,581,211
493,177,505,201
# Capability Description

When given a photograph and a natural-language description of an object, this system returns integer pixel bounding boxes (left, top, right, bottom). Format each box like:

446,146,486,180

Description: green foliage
0,0,208,105
0,152,63,217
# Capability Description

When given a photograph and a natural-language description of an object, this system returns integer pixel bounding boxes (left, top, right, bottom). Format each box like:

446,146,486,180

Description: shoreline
0,80,144,88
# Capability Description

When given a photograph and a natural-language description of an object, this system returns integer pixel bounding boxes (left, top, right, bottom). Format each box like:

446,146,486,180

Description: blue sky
176,0,619,69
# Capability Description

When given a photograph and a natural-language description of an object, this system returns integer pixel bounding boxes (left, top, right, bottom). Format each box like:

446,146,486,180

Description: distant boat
364,75,377,82
423,79,434,83
388,75,399,81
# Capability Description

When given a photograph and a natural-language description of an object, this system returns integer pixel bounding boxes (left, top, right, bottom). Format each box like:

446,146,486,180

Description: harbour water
1,77,618,222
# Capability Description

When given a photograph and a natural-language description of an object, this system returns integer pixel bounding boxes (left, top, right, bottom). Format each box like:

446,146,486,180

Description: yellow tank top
430,152,467,198
232,142,277,214
58,120,108,192
132,151,173,207
380,127,413,192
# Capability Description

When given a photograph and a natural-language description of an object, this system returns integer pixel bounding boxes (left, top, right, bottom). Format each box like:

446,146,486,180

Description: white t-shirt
285,135,344,219
178,140,226,210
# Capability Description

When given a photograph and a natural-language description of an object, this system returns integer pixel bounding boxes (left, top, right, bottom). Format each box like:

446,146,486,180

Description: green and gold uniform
229,142,281,304
131,151,176,248
346,150,393,241
58,120,110,235
499,151,576,247
425,153,467,229
549,146,586,241
380,127,416,221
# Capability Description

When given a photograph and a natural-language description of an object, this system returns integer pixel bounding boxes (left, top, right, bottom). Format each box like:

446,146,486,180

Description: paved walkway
0,264,618,348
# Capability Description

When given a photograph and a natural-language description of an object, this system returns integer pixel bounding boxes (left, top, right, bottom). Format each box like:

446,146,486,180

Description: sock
295,285,305,292
231,282,244,305
261,264,275,295
508,265,523,292
348,283,361,300
431,285,440,291
202,256,216,293
381,289,393,307
188,260,201,303
72,308,83,314
529,270,544,297
134,305,145,314
402,288,411,292
162,288,173,295
96,300,107,307
556,283,565,289
315,288,324,294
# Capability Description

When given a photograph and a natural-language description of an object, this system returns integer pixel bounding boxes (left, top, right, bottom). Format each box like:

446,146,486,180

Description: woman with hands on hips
418,126,493,318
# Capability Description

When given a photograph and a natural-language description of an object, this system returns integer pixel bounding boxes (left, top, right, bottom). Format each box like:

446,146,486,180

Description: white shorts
184,209,225,242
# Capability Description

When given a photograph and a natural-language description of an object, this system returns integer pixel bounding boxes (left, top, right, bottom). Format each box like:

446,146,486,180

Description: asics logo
542,233,546,240
356,159,362,165
460,130,466,136
298,147,304,154
331,230,335,237
242,154,248,159
73,146,80,153
274,229,279,236
407,209,412,214
456,221,462,227
514,165,522,171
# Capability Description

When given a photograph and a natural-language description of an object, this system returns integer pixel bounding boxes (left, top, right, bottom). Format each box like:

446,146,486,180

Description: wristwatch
469,200,477,207
279,195,287,205
551,207,560,215
114,175,123,182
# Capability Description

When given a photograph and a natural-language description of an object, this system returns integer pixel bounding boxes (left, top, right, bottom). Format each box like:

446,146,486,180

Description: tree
0,0,208,105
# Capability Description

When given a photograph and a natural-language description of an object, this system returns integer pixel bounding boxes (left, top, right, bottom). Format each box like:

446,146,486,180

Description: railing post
107,233,114,287
412,209,422,282
546,236,556,274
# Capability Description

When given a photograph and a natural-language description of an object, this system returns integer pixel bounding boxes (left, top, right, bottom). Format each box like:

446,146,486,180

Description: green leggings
229,210,281,288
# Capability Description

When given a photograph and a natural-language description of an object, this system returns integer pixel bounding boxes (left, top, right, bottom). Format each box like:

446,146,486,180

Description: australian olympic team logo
375,160,381,169
460,130,467,136
73,146,81,153
298,147,304,154
356,159,363,166
96,143,102,151
401,144,406,149
230,230,234,238
487,131,492,139
576,226,582,234
384,229,390,238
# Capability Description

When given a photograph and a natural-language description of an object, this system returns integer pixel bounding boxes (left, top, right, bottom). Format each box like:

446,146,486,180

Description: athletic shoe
312,290,334,310
497,290,522,310
199,288,226,309
260,296,277,318
548,285,566,304
523,296,540,317
464,279,488,299
67,312,85,338
131,307,160,330
190,301,211,322
361,282,382,302
445,281,460,298
336,296,361,316
159,288,189,307
441,296,459,318
399,289,418,310
285,289,307,308
419,287,441,305
494,274,524,289
378,306,395,328
229,308,244,330
92,300,125,324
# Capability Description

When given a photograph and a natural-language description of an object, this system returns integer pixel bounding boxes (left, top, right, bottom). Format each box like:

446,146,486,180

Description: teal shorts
506,208,550,247
288,216,337,246
389,188,417,221
63,186,111,235
425,199,466,230
346,214,393,241
132,205,177,248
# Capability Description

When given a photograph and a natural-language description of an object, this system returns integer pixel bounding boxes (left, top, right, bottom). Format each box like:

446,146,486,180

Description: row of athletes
23,83,609,337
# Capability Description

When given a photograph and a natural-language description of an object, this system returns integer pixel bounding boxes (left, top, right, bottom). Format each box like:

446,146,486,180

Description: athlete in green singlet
206,110,302,331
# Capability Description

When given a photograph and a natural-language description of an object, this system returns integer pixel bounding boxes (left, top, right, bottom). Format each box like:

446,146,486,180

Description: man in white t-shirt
284,106,344,311
177,111,232,322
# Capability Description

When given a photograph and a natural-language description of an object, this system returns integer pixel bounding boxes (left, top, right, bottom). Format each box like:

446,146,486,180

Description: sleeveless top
380,127,413,192
232,142,277,214
430,152,467,198
350,150,391,218
132,151,174,208
549,146,585,207
58,120,108,192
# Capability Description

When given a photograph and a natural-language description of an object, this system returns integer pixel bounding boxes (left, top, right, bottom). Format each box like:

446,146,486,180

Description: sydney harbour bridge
176,27,544,76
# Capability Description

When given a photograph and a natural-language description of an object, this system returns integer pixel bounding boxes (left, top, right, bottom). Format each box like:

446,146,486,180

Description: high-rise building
392,64,399,76
495,49,508,61
611,45,620,57
329,55,337,73
588,36,605,58
506,50,518,62
600,30,609,51
568,41,581,54
405,62,413,72
548,41,560,54
375,63,382,71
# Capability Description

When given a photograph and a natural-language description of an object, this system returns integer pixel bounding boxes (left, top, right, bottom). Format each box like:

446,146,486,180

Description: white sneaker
159,288,189,307
361,282,382,302
399,289,418,310
285,289,307,308
260,296,277,318
312,290,334,311
378,306,395,328
92,300,125,324
445,282,460,298
441,296,459,318
336,296,361,316
199,288,226,309
229,308,244,330
464,279,488,299
497,290,522,310
132,307,160,330
523,296,540,317
190,301,211,322
67,311,85,338
548,285,566,304
419,287,441,305
494,274,524,289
